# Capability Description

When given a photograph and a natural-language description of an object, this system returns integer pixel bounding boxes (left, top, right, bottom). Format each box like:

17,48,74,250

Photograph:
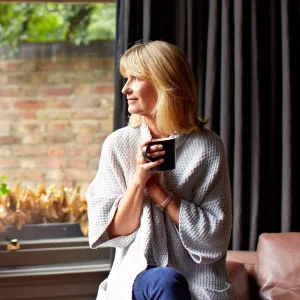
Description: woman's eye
133,76,140,81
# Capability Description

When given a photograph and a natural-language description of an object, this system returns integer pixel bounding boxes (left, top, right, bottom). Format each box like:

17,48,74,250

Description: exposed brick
30,74,48,86
0,136,21,145
0,87,19,97
22,87,38,97
73,121,102,133
1,52,114,190
76,134,93,144
88,57,114,69
0,122,11,135
7,74,32,84
16,121,46,133
100,119,113,133
12,145,48,156
51,99,73,109
100,96,114,108
0,76,8,84
48,123,67,131
0,102,9,109
40,86,73,96
47,122,73,133
47,72,73,84
13,100,45,109
94,133,109,144
73,60,90,70
70,158,87,169
36,158,68,169
88,158,100,169
15,170,45,181
72,96,101,108
44,169,66,181
43,134,74,144
22,135,41,144
64,146,84,156
64,169,88,181
94,84,114,94
21,61,37,72
48,146,64,157
0,158,19,168
37,61,55,72
0,146,11,157
0,62,20,72
40,110,74,121
86,145,101,157
75,84,92,95
21,111,37,119
20,159,36,169
0,112,20,121
73,110,109,120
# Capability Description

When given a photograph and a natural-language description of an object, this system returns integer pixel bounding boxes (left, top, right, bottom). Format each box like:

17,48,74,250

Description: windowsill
0,237,112,299
0,237,113,276
0,261,111,278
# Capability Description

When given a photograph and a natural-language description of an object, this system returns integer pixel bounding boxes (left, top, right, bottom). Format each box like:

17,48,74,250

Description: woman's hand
133,138,165,186
146,173,164,198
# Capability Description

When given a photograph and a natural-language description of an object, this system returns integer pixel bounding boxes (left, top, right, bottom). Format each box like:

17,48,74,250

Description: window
0,1,115,242
0,4,115,298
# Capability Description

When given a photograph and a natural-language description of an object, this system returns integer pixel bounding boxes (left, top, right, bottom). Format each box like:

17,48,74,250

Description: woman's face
122,75,157,117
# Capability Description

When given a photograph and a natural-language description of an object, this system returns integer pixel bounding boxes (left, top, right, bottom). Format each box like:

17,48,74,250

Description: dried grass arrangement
0,181,88,237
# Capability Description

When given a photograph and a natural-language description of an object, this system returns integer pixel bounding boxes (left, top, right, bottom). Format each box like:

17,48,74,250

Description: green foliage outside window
0,3,116,58
0,175,11,196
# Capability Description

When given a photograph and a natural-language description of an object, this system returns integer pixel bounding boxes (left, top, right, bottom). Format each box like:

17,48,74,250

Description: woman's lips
127,99,138,104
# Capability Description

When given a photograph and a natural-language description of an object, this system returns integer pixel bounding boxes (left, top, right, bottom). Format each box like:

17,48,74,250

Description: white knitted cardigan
86,123,233,300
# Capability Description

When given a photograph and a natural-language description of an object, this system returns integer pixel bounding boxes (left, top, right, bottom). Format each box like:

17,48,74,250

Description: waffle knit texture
86,123,233,300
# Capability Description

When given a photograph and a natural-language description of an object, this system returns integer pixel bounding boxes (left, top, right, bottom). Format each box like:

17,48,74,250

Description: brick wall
0,41,115,196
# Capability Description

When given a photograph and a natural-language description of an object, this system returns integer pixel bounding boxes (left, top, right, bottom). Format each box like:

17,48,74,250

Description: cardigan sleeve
177,137,232,264
85,133,137,249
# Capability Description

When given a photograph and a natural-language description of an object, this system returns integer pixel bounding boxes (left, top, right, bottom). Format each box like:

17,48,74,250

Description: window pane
0,2,116,241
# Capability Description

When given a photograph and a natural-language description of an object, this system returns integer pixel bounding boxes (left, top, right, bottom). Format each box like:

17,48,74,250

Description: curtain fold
114,0,298,250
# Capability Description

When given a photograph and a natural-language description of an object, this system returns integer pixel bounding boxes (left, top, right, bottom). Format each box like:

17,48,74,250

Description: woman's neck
145,117,168,139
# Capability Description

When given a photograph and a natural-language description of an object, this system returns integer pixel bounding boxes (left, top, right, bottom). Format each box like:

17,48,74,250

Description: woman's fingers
147,150,165,158
143,144,164,159
142,158,164,171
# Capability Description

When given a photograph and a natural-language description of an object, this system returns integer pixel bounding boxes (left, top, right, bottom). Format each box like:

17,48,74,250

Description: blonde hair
120,40,206,135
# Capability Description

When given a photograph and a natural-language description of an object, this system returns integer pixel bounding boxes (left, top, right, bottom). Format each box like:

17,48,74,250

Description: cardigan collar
140,122,188,150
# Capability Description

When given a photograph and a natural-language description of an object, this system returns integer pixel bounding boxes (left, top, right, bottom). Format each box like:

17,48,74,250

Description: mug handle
142,145,153,162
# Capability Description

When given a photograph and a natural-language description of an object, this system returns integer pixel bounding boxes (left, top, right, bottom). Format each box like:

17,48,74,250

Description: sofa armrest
227,250,257,280
226,250,259,300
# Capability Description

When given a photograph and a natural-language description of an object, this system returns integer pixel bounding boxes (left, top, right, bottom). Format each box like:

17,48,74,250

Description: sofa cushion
226,260,250,300
257,232,300,300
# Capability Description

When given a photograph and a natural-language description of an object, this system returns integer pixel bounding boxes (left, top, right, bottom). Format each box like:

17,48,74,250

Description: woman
86,41,233,300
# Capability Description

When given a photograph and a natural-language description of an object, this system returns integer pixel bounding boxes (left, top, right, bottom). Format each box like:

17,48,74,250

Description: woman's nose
122,81,132,94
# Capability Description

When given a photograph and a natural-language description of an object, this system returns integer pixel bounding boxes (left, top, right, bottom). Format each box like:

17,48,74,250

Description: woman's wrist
147,185,168,203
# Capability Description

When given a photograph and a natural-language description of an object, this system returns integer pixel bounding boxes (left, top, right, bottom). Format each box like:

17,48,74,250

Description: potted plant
0,175,88,240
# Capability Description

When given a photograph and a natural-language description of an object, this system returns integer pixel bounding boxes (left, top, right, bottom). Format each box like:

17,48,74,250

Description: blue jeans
132,266,191,300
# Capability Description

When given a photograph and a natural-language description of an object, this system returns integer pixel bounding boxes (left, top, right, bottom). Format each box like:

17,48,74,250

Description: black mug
142,137,176,171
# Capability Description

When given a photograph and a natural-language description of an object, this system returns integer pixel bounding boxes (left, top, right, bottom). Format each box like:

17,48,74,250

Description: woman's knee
156,267,187,285
133,267,191,300
150,267,189,299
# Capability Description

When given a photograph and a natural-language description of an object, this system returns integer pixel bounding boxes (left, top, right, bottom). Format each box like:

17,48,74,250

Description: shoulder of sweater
187,128,226,158
190,128,224,147
102,125,138,149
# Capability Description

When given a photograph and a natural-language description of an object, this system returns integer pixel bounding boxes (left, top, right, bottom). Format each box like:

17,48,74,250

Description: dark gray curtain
114,0,299,250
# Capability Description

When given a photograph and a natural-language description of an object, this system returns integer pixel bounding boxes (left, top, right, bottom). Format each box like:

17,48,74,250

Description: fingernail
158,145,163,149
